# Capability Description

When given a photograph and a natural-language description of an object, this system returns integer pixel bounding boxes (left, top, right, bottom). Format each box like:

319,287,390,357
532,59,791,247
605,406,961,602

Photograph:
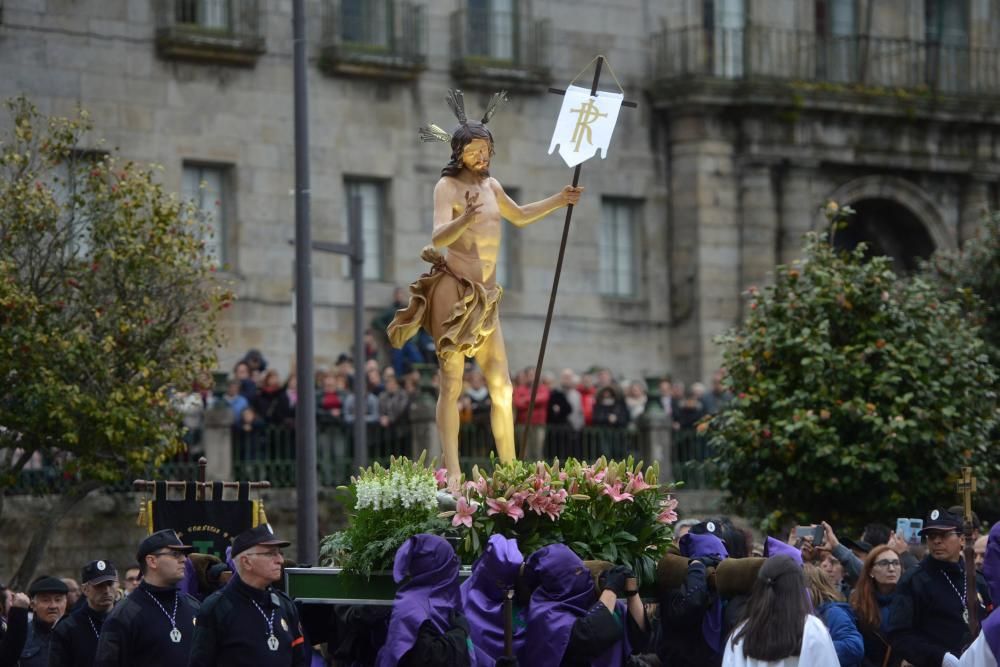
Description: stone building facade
1,0,998,383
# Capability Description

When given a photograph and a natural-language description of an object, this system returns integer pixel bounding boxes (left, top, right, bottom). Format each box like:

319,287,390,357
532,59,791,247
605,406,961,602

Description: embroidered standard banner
151,481,255,558
548,84,625,168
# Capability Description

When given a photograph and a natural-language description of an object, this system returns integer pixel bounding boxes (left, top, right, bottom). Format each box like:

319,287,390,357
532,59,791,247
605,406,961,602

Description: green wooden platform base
285,567,472,605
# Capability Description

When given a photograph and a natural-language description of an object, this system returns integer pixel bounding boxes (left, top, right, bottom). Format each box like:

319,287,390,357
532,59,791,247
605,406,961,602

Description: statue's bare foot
447,471,462,494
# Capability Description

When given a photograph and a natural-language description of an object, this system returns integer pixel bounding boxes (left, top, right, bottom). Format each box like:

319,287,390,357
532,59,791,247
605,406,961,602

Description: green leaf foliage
923,210,1000,367
709,218,998,532
0,97,234,487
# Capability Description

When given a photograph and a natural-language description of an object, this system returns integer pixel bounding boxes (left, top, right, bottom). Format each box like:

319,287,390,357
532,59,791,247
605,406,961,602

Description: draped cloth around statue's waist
387,246,503,361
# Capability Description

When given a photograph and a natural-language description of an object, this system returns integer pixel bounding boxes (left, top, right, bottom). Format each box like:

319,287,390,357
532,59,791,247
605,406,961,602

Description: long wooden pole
518,57,605,460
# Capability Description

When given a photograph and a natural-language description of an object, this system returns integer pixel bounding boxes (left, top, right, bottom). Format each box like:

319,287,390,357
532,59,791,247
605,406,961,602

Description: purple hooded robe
680,532,729,654
519,544,630,667
375,534,473,667
764,536,804,565
460,534,524,663
981,522,1000,657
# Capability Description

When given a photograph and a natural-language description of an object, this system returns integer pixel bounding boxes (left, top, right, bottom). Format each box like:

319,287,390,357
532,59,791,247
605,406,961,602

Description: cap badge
931,510,940,520
706,521,716,533
96,560,106,571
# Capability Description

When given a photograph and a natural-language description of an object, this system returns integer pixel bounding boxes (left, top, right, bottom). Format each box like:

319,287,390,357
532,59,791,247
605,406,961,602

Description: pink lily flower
601,482,634,503
465,476,490,497
486,496,525,522
452,497,479,528
625,472,652,494
542,489,569,520
434,467,448,488
657,497,679,524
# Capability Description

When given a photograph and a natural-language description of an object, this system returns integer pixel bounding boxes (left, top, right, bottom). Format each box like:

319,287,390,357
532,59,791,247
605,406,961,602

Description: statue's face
461,138,491,176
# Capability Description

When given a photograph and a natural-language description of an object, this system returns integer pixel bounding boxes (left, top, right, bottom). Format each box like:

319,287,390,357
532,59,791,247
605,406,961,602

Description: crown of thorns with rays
418,89,509,143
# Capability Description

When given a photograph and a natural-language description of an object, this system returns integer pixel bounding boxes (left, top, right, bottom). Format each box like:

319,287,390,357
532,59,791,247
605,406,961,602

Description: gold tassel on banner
254,500,268,528
136,496,154,534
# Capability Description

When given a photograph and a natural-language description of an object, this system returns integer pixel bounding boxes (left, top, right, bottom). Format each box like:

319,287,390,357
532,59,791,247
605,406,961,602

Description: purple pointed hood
681,533,728,560
764,536,803,565
680,533,728,654
461,534,524,661
520,545,594,666
981,523,1000,657
519,544,630,667
376,534,469,667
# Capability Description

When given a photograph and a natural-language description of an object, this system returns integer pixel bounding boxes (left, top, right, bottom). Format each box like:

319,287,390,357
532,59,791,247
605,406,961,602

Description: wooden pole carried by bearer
958,466,980,638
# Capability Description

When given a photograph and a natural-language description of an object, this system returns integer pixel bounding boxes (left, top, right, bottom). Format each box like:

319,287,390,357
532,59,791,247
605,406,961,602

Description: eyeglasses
873,560,901,569
152,550,189,560
244,550,283,559
125,576,140,583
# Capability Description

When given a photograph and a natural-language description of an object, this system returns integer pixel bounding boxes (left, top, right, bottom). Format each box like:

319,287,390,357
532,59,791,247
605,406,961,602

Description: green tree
0,98,232,587
708,207,998,532
923,210,1000,366
922,210,1000,517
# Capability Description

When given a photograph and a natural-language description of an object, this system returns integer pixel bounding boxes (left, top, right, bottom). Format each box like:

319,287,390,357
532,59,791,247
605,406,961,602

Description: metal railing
320,0,426,68
671,427,716,490
450,5,550,77
155,0,264,46
4,456,205,495
652,26,1000,95
230,422,643,488
6,422,716,493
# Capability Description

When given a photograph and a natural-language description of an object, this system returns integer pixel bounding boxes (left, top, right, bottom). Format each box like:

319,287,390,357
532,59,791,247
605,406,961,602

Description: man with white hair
189,525,306,666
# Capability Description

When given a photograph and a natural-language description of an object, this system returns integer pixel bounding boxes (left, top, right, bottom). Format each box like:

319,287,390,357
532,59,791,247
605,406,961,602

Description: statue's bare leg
427,274,465,491
473,324,515,464
435,353,465,491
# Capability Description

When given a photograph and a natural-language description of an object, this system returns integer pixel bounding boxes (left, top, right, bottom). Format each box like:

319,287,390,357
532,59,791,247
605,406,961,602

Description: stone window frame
181,161,234,271
343,176,393,283
598,196,643,299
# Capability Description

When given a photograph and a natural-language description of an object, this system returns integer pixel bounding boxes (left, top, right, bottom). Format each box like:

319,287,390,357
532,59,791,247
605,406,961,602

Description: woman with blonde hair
805,563,864,666
849,545,903,667
723,555,839,666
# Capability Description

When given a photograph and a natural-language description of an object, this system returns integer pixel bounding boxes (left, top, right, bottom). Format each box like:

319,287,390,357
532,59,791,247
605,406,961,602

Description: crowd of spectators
173,340,734,463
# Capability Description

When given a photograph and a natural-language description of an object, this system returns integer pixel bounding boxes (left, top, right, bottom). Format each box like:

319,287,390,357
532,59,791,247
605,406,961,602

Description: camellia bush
321,453,679,585
922,210,1000,515
923,210,1000,366
708,208,998,531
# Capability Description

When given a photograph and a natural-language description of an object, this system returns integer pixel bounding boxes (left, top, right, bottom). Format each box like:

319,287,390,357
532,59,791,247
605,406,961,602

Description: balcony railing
450,4,551,91
320,0,426,79
155,0,266,66
652,26,1000,96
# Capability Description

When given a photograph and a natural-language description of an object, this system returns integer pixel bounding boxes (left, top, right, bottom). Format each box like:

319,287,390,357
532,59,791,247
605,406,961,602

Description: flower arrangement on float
320,452,679,585
442,456,678,585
